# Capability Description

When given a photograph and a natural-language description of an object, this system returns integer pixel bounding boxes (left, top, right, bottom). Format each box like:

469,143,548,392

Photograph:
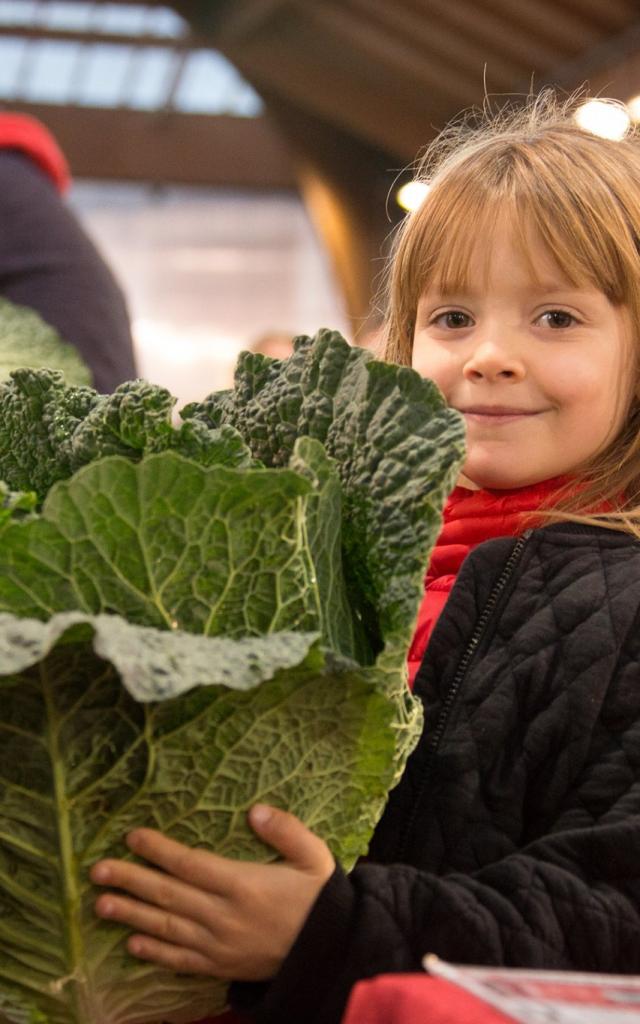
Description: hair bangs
421,147,630,303
513,183,632,306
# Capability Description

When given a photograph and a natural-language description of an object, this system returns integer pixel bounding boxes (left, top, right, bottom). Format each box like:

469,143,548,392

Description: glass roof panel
145,6,184,37
0,35,26,96
22,39,82,103
175,50,263,116
94,4,161,35
0,2,263,115
0,1,40,26
38,3,94,31
76,42,134,106
127,45,175,109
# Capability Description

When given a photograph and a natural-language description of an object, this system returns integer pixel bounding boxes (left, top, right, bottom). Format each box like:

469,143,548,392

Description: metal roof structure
169,0,640,326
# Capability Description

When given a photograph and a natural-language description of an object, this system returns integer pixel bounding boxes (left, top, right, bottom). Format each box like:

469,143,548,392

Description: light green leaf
0,300,91,387
0,615,399,1023
289,436,370,662
0,452,322,639
0,611,322,700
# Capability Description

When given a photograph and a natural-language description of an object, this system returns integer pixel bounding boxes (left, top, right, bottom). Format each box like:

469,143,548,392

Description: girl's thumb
248,803,335,874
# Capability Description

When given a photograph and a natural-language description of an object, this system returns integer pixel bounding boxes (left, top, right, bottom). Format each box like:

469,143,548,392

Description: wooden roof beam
281,3,483,105
211,0,292,44
535,18,640,92
3,102,297,188
0,24,202,48
217,23,468,158
541,0,636,33
347,0,542,94
470,0,604,53
396,0,575,76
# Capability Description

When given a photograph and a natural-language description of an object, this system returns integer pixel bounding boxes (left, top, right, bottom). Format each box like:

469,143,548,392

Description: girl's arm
230,811,640,1023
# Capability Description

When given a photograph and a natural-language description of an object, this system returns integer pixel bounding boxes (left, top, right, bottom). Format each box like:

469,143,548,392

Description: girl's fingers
123,828,238,892
95,891,215,957
127,933,219,975
90,858,224,927
248,804,334,874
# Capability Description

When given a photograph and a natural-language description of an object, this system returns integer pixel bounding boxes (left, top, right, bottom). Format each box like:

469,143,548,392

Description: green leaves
0,452,322,639
185,329,466,663
0,299,91,388
0,329,466,1024
0,615,395,1024
0,371,253,502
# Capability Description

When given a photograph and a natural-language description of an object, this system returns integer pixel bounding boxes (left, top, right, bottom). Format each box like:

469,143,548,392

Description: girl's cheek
412,351,455,396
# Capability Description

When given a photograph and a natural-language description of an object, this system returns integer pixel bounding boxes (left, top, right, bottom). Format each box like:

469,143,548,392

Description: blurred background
1,0,640,402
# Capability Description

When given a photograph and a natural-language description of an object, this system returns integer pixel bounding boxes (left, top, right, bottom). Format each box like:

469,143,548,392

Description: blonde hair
383,91,640,538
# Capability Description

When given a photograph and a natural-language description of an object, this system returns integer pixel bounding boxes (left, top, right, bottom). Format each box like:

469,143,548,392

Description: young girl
90,92,640,1024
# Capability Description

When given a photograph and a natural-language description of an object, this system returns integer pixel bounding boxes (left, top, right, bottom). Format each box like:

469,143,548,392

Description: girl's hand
90,804,335,981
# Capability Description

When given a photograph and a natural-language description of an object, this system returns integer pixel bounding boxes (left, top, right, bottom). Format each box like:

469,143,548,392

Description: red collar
428,476,571,583
409,476,614,687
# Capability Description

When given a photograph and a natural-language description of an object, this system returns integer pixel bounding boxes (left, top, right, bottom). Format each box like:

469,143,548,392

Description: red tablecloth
193,974,516,1024
342,974,515,1024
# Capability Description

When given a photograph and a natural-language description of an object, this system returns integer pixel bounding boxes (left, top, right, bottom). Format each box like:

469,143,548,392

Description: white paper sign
424,956,640,1022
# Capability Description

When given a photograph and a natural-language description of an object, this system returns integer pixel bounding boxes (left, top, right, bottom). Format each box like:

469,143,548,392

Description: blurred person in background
0,112,137,392
249,329,295,360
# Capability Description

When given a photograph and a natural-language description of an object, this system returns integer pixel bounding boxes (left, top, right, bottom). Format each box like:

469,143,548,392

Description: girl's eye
431,311,472,329
537,309,576,329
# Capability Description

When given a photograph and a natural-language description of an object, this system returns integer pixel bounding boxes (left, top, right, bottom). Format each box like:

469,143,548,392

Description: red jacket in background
0,112,69,191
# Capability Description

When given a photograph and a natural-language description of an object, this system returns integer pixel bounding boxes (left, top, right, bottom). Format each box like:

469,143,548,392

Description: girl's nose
462,338,526,382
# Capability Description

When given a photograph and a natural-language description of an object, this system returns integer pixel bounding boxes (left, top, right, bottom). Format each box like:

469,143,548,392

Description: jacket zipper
395,530,532,862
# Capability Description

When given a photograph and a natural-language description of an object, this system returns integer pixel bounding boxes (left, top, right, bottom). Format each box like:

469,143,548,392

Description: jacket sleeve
230,806,640,1024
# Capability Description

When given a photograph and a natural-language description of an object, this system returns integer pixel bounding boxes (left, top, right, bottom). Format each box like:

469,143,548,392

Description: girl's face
412,223,632,490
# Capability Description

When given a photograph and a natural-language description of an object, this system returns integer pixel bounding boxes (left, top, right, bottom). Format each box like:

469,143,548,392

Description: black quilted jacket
232,522,640,1023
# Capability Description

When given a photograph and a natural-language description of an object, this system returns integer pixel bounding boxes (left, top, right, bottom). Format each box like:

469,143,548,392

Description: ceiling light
396,180,430,212
627,95,640,123
574,99,630,140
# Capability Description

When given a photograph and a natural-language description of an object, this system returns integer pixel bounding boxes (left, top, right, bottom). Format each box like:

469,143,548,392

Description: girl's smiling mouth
458,405,546,425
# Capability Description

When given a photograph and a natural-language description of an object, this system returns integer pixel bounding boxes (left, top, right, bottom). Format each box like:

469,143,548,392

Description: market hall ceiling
173,0,640,162
2,0,640,181
4,0,640,327
168,0,640,326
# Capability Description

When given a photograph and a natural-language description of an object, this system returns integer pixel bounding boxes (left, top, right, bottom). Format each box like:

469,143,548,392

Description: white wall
70,182,350,406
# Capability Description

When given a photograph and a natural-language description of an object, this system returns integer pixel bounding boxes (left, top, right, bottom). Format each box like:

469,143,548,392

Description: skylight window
0,1,263,115
0,36,25,96
127,46,175,110
0,1,40,27
22,39,81,104
32,3,94,31
0,2,184,35
174,50,263,116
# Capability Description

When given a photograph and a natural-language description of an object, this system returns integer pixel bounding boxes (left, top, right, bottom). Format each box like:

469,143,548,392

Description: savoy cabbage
0,328,465,1024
